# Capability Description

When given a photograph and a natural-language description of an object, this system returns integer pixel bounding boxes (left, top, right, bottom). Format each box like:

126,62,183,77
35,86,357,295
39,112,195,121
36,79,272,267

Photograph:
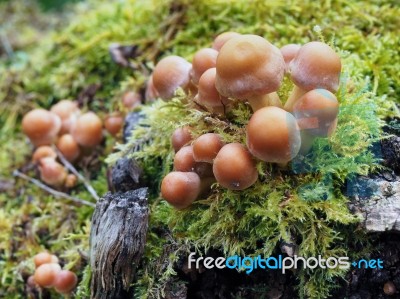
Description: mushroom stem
248,92,283,111
284,85,307,112
298,131,316,155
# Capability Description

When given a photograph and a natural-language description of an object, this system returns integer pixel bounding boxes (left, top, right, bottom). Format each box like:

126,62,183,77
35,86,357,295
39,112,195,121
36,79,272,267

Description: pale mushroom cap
290,41,341,92
190,48,218,85
70,112,103,147
192,133,224,163
196,68,228,109
145,75,159,102
152,55,192,100
39,158,68,187
215,34,285,99
22,109,61,146
171,127,192,152
161,171,201,209
212,31,241,51
51,100,80,135
213,143,258,190
32,146,57,163
246,107,301,163
56,134,80,162
293,89,339,137
280,44,301,65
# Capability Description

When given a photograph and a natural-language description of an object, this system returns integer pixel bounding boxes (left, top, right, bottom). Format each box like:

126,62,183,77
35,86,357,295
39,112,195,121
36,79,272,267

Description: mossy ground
0,0,399,298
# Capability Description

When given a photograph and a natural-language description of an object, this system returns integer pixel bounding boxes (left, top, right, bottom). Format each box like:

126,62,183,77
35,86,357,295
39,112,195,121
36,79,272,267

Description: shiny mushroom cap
213,143,258,190
32,146,57,163
22,109,61,146
70,112,103,147
53,270,78,294
174,146,197,172
171,126,192,152
152,55,192,100
34,263,61,288
293,89,339,137
56,134,80,162
212,31,241,51
33,252,59,268
246,107,301,163
50,100,80,135
161,171,201,209
105,113,124,136
215,34,285,99
190,48,218,85
280,44,301,71
290,41,341,92
192,133,224,163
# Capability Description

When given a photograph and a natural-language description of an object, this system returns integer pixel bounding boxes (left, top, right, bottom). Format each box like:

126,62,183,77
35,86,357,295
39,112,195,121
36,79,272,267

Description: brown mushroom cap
190,48,218,85
105,113,124,136
215,34,285,99
32,146,57,163
122,91,142,109
34,263,61,288
171,127,192,152
33,252,58,268
212,31,241,51
152,55,192,100
290,41,341,92
280,44,301,72
213,143,258,190
193,133,224,163
50,100,80,135
22,109,61,146
293,89,339,137
246,107,301,163
56,134,81,162
39,158,68,187
161,171,201,209
174,146,197,172
53,270,78,294
70,112,103,147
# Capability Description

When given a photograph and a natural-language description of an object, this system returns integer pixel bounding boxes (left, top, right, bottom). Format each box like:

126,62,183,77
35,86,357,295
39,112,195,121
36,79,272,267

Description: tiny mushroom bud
246,107,301,164
193,133,224,163
213,143,258,190
39,158,68,187
190,48,218,85
53,270,78,294
22,109,61,146
161,171,201,209
171,127,192,152
215,34,285,111
284,41,341,112
32,146,57,163
56,134,80,162
71,112,103,147
34,252,58,268
194,68,229,114
65,174,78,188
212,31,241,51
122,91,141,109
152,55,192,100
34,263,61,288
105,113,124,136
280,44,301,72
50,100,80,135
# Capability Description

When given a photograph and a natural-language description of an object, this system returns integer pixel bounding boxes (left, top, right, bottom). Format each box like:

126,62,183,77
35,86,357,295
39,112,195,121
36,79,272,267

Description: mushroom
33,252,59,268
53,270,78,294
215,34,285,111
32,146,57,163
70,112,103,147
34,263,61,288
104,113,124,136
39,158,68,187
280,44,301,72
145,75,159,102
171,126,192,152
152,55,192,100
213,143,258,190
161,171,201,209
122,91,142,109
22,109,61,146
65,174,78,188
284,41,341,112
174,146,197,172
293,89,339,153
212,31,241,51
194,68,229,114
192,133,224,163
190,48,218,85
56,134,80,162
50,100,80,135
246,106,301,163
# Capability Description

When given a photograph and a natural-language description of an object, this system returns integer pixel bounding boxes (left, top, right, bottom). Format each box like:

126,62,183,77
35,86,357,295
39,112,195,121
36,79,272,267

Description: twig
53,147,100,201
13,169,96,208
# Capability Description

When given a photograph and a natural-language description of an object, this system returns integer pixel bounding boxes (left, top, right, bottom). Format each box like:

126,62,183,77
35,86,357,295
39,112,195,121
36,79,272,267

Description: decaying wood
90,188,148,299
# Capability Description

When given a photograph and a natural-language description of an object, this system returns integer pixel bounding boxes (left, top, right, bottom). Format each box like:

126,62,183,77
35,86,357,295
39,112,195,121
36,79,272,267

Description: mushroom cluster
149,32,341,209
28,251,78,295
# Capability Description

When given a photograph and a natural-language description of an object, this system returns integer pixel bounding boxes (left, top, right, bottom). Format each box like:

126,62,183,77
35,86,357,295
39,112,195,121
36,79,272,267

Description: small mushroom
33,252,59,268
56,134,81,163
104,113,124,136
284,41,341,112
50,100,80,135
22,109,61,146
32,146,57,163
215,34,285,111
190,48,218,85
152,55,192,100
280,44,301,72
70,112,103,148
213,143,258,190
171,126,192,152
64,174,78,188
212,31,241,51
34,263,61,288
53,270,78,294
161,171,201,209
246,107,301,163
174,146,197,172
122,91,142,109
192,133,224,163
39,157,68,187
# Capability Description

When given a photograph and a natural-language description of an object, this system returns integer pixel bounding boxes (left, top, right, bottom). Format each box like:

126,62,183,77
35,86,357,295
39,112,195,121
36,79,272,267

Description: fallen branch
13,169,95,208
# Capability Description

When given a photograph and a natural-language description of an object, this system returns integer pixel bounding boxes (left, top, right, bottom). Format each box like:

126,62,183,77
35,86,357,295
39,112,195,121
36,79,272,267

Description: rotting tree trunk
89,188,148,299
